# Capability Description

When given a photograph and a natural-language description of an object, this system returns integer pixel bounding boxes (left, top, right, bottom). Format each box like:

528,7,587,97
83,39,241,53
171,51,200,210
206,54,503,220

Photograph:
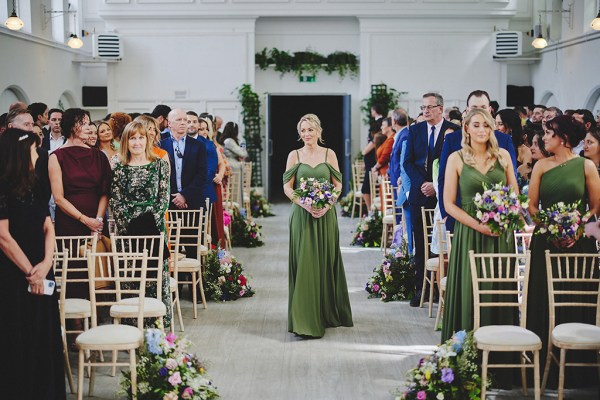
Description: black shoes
410,291,421,307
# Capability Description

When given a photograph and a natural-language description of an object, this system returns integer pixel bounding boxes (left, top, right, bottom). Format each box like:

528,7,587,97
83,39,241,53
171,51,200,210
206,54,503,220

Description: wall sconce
67,33,83,49
4,0,24,31
531,15,548,49
592,8,600,30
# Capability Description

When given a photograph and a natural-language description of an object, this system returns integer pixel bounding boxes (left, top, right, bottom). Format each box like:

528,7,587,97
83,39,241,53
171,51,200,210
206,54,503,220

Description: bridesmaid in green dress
283,113,353,338
526,115,600,389
441,109,519,342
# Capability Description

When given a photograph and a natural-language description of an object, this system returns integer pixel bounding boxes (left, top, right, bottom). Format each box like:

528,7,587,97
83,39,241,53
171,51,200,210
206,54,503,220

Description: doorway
265,94,351,201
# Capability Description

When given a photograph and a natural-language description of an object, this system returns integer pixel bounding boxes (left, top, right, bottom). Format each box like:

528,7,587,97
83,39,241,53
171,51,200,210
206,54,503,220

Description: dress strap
457,150,464,161
325,148,329,162
295,149,300,164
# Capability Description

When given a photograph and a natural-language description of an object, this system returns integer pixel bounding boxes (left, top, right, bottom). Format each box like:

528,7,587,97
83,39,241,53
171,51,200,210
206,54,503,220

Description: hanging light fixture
592,8,600,30
4,0,24,31
67,33,83,49
532,14,548,49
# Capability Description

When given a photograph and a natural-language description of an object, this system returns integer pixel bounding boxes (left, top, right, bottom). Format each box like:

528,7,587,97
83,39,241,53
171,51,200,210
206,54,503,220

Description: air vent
493,31,522,57
93,34,122,60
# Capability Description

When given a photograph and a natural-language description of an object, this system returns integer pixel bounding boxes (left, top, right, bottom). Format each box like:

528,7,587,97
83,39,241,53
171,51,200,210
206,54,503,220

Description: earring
561,141,564,146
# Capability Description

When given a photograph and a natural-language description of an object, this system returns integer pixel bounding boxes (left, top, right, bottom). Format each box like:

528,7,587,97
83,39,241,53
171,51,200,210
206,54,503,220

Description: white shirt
49,135,65,154
426,120,444,147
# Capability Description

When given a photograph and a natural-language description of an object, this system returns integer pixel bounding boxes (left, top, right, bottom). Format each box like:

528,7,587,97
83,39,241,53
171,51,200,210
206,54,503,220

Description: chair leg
520,351,528,395
130,349,138,399
84,317,91,377
558,348,566,400
88,352,96,397
62,330,75,393
428,270,436,318
419,271,428,308
434,290,444,331
175,291,185,332
197,271,207,310
111,350,118,377
541,342,553,394
77,350,85,400
481,350,489,399
533,350,541,400
192,272,198,319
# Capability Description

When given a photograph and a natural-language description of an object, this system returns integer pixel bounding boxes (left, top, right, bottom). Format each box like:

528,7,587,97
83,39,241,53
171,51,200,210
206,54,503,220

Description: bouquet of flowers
293,177,340,209
249,189,275,218
472,183,529,235
366,242,414,302
396,330,488,400
203,248,255,302
338,191,354,217
231,208,264,247
351,211,382,247
120,329,220,400
533,201,587,247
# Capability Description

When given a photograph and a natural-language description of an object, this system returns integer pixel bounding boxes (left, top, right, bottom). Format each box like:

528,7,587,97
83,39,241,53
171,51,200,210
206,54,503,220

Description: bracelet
78,214,84,222
96,217,103,222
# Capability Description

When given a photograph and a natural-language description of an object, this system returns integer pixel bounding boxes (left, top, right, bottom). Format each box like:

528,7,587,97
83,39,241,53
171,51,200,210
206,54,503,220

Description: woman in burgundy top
49,108,111,298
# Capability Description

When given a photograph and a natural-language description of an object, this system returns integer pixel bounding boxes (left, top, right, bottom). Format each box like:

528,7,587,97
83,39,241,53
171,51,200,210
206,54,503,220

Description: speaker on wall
506,85,534,107
82,86,107,107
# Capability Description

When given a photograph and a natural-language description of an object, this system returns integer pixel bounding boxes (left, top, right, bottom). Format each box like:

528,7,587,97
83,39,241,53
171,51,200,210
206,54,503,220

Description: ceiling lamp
4,1,24,31
67,34,83,49
531,15,548,49
592,9,600,30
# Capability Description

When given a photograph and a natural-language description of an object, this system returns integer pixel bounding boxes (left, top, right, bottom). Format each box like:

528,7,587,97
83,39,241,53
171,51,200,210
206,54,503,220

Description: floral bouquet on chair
203,248,255,302
337,191,354,217
231,208,264,248
396,330,488,400
351,211,383,247
365,241,414,302
120,329,220,400
533,200,587,249
249,189,275,218
293,177,340,209
472,183,529,235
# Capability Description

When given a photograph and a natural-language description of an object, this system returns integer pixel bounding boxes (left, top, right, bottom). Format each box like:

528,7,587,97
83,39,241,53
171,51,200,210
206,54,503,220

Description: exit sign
299,75,316,82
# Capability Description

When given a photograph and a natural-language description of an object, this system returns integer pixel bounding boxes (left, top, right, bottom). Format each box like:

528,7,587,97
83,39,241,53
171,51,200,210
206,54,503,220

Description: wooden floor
67,203,597,399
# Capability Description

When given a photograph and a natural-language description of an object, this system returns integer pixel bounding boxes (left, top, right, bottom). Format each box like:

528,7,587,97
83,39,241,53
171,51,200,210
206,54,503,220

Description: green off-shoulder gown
283,158,353,338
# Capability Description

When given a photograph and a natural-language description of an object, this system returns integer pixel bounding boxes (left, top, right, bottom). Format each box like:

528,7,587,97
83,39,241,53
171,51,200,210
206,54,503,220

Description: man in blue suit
389,108,412,252
438,90,517,232
161,108,207,210
404,93,460,307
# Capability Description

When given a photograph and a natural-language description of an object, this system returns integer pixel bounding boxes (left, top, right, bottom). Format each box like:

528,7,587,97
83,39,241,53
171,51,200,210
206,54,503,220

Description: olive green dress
526,157,597,389
283,151,353,338
442,155,517,341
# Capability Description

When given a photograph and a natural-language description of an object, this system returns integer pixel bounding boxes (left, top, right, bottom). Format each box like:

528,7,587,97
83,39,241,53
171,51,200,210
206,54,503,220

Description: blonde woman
96,120,119,159
441,109,519,341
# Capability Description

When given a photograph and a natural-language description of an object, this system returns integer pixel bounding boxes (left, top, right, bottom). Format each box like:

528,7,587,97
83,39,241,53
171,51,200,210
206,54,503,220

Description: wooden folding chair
419,207,438,317
166,220,184,332
53,250,74,393
351,161,366,218
242,161,253,212
434,229,452,331
380,177,397,250
369,170,381,212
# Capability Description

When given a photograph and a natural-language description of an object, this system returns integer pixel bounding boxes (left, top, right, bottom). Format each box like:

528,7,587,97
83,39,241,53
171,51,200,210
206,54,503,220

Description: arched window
0,86,30,112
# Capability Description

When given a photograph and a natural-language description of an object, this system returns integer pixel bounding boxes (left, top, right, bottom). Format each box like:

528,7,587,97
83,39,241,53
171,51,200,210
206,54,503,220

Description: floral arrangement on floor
249,189,275,218
293,177,340,209
338,191,353,217
472,183,529,235
203,248,255,302
351,211,382,247
231,208,264,247
396,330,488,400
120,328,220,400
533,200,587,247
365,242,414,302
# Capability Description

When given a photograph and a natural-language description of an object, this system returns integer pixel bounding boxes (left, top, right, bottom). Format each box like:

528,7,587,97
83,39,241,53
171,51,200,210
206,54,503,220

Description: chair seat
382,214,395,224
243,194,249,203
200,244,209,255
64,298,92,318
176,252,186,261
178,258,201,272
372,197,381,209
169,276,177,292
110,297,166,318
440,276,447,290
474,325,542,349
425,257,440,270
353,190,363,198
76,324,143,349
552,323,600,348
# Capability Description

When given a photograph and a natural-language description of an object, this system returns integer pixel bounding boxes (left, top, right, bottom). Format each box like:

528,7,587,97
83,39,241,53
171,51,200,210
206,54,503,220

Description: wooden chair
107,218,117,236
369,170,381,212
169,209,208,318
351,161,366,218
225,169,242,211
200,198,213,272
380,177,397,250
75,251,149,400
469,250,541,400
242,161,253,212
434,229,452,331
541,251,600,400
514,231,533,255
419,207,438,317
53,250,74,393
166,220,184,332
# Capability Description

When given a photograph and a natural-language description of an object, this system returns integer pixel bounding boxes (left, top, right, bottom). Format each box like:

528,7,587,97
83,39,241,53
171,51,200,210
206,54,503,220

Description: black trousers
410,196,437,293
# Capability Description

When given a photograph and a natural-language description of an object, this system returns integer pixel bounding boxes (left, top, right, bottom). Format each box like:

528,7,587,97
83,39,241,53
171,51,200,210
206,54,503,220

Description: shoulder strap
457,150,464,161
295,149,300,163
325,148,329,162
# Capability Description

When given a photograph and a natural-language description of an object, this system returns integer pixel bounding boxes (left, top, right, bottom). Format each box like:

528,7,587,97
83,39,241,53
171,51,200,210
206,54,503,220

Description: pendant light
4,0,24,31
532,15,548,49
592,8,600,30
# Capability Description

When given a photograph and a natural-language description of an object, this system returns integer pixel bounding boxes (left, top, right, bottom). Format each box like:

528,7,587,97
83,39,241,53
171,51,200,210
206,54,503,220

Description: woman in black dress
0,128,65,399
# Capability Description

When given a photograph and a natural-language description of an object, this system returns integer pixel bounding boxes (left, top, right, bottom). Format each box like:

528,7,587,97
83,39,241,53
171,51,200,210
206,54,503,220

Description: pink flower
163,393,178,400
182,387,194,399
165,358,178,370
372,284,380,292
165,332,176,347
417,390,427,400
239,289,246,297
480,213,490,223
223,211,231,226
168,371,182,386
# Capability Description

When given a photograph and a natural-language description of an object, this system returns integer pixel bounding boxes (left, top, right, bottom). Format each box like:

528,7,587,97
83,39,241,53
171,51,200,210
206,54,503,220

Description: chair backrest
225,169,242,208
168,209,205,259
545,251,600,328
469,250,531,329
52,250,70,330
203,198,212,249
110,233,165,300
107,218,117,236
352,161,365,191
55,234,99,291
369,170,380,200
420,207,436,253
87,251,148,330
165,219,181,277
436,223,452,280
514,231,532,255
242,161,252,194
381,178,396,219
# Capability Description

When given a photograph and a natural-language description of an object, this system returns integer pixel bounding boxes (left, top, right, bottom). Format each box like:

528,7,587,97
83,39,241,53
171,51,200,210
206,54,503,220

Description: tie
428,125,436,157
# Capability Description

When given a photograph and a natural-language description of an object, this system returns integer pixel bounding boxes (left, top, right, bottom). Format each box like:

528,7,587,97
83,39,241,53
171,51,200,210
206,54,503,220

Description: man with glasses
404,92,459,307
161,108,207,210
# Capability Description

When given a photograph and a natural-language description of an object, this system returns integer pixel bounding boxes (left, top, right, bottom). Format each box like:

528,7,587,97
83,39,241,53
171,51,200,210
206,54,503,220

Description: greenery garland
203,248,255,302
236,84,262,152
256,48,359,79
365,242,414,302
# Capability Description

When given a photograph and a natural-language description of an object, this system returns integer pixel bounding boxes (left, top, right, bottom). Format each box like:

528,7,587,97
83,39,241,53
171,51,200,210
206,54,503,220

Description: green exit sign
299,75,316,82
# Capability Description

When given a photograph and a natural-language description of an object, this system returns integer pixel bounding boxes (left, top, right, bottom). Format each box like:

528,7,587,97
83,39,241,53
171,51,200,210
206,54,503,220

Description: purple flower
159,367,168,376
441,367,454,383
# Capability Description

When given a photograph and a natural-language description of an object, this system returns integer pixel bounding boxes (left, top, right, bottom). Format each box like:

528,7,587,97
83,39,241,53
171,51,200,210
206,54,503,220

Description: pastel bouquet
338,191,354,217
365,241,414,302
293,177,340,209
231,208,264,248
473,183,529,235
351,211,382,247
120,329,220,400
203,248,255,302
533,201,586,247
249,189,275,218
397,330,488,400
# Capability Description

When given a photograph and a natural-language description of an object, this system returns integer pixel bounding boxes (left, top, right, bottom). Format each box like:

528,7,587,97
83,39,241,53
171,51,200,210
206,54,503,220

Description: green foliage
360,84,406,126
255,47,359,79
338,191,353,217
351,211,382,247
231,208,264,248
203,248,255,302
236,84,262,151
365,242,415,302
249,189,275,218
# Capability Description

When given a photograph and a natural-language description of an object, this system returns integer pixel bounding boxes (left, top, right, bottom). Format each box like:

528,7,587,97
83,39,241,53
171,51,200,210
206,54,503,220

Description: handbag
79,235,112,289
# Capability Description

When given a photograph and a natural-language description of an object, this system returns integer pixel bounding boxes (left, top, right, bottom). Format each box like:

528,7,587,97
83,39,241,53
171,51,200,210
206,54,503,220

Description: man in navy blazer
161,108,207,210
438,90,517,232
404,93,460,306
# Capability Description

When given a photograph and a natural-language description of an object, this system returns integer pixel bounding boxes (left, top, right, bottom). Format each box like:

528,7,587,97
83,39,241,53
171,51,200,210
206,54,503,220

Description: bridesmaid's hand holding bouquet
533,201,587,249
472,183,529,236
293,177,340,217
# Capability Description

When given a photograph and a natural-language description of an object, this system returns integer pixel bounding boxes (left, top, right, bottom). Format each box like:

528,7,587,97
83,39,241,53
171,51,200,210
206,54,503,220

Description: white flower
437,393,445,400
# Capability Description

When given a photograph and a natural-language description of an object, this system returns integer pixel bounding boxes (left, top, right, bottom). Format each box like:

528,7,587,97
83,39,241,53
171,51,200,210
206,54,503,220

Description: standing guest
222,122,248,175
0,128,65,399
530,105,546,124
0,113,7,134
215,115,224,144
526,115,600,389
573,109,597,154
32,125,44,144
49,108,111,299
529,130,550,162
109,112,131,144
496,109,532,177
283,113,353,338
390,109,411,248
583,127,600,176
186,111,201,140
360,104,384,210
441,109,518,340
372,117,395,177
152,104,172,139
85,121,98,147
28,102,49,134
404,92,459,307
134,115,170,166
110,121,172,328
42,109,65,153
96,120,119,160
542,106,562,127
6,107,34,131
